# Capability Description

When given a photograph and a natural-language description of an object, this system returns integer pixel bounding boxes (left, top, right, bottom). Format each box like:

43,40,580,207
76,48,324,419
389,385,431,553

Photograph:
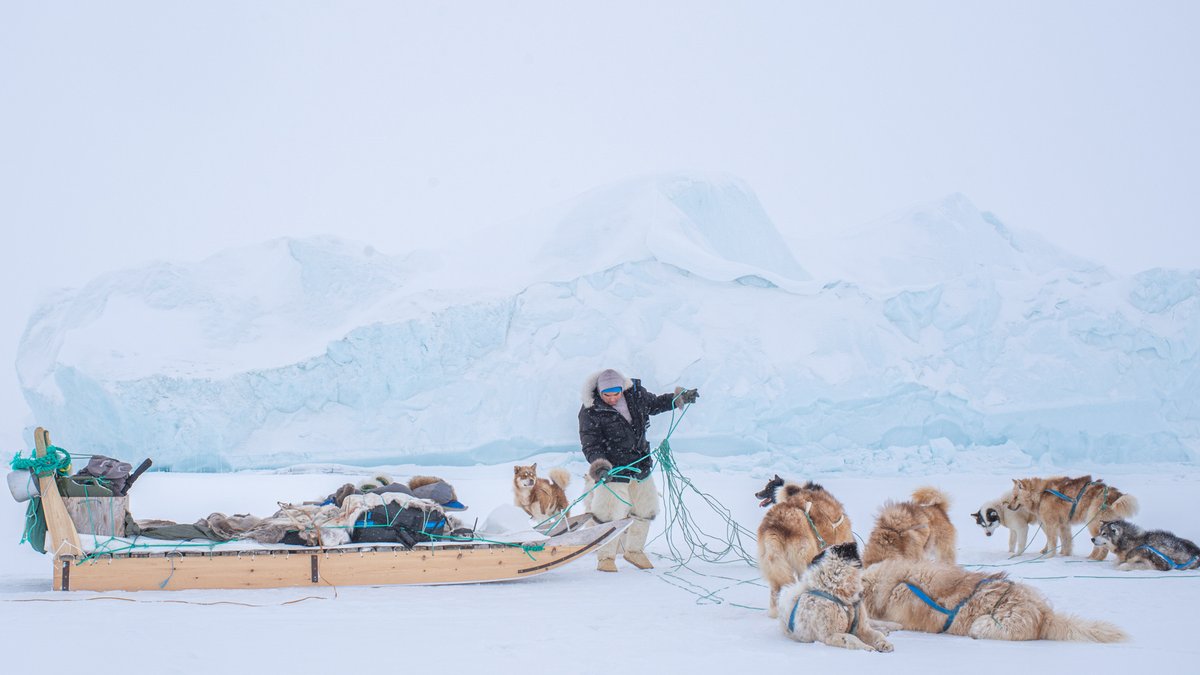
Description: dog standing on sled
512,463,570,520
1009,475,1138,559
578,368,698,573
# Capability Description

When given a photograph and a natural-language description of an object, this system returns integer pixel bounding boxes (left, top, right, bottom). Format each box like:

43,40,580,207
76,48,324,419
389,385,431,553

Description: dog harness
1133,545,1199,570
902,576,1004,633
1043,481,1108,520
788,589,860,635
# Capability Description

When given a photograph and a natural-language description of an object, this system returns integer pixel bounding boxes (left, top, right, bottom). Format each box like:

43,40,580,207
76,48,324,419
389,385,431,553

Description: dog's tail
912,486,951,513
1039,612,1128,642
1106,493,1139,520
549,467,571,490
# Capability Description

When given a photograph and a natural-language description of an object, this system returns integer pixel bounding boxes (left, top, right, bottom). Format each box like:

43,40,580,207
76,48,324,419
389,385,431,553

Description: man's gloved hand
674,387,700,407
588,458,614,483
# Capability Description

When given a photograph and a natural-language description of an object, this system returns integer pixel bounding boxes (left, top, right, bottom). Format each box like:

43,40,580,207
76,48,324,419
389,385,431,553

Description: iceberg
16,175,1199,471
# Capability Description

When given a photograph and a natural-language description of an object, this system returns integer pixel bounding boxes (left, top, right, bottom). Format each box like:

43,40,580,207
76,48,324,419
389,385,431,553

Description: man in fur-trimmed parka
579,368,698,572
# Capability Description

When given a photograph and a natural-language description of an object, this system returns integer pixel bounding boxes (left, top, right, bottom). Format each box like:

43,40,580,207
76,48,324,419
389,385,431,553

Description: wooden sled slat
56,520,625,591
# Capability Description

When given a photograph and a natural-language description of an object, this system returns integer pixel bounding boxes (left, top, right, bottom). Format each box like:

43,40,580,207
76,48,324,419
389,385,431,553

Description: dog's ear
970,510,982,523
514,465,520,473
531,462,537,472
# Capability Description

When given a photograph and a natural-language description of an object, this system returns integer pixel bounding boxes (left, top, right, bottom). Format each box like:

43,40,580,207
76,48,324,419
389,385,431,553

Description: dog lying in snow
1091,519,1200,571
861,559,1127,642
778,542,895,652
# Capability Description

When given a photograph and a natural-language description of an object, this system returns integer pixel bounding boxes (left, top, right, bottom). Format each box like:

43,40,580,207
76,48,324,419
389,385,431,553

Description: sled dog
777,542,894,652
971,493,1038,555
862,487,956,567
755,475,854,617
1009,476,1138,559
1091,519,1200,571
512,464,570,520
861,559,1127,642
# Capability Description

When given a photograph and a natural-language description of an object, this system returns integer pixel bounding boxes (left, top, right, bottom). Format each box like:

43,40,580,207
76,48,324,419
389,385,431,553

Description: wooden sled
27,428,628,592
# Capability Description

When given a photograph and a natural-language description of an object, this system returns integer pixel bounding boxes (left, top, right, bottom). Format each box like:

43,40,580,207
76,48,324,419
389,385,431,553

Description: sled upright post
34,427,83,567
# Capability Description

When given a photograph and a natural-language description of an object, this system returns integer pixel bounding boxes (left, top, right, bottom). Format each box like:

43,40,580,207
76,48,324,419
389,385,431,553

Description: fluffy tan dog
778,542,895,652
861,559,1127,642
755,475,854,617
1009,475,1138,559
512,464,570,520
862,487,956,566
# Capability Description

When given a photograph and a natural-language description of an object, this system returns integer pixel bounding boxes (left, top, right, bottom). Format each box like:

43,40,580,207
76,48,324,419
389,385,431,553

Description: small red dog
513,464,571,520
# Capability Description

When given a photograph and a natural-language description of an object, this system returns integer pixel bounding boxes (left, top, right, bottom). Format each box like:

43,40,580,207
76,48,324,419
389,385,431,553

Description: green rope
10,445,72,476
639,394,766,609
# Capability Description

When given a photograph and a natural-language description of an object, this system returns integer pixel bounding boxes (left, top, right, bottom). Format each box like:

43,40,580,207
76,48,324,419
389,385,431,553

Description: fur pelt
862,486,956,567
861,559,1127,642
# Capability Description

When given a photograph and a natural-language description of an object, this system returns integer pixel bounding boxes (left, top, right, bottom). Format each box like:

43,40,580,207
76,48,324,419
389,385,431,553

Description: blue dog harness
1043,481,1108,520
788,589,861,635
902,577,1004,633
1133,545,1199,570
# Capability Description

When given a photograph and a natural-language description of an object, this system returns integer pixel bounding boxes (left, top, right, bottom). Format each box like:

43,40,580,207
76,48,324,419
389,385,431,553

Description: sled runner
17,428,628,592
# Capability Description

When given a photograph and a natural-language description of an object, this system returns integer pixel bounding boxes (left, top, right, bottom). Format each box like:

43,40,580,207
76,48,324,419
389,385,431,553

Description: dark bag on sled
350,504,447,546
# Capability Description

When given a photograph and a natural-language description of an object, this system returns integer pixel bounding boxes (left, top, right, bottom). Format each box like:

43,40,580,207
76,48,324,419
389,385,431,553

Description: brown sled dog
861,559,1127,642
1009,475,1138,559
513,464,571,520
862,487,956,567
755,475,854,617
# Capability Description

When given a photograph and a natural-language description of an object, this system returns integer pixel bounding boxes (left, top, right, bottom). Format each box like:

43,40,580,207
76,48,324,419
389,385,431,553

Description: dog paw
873,639,894,653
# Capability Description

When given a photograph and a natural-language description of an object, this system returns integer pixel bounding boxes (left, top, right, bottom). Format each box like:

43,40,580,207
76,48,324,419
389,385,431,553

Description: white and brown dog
778,542,895,652
861,558,1127,642
971,493,1038,555
512,463,571,520
755,475,854,617
1009,475,1138,559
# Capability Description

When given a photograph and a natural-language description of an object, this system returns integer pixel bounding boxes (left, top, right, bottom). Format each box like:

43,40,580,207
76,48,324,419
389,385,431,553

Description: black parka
578,378,676,482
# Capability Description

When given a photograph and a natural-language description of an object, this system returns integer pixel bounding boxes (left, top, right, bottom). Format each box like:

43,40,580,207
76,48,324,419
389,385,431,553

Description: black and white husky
971,494,1037,555
1091,519,1200,571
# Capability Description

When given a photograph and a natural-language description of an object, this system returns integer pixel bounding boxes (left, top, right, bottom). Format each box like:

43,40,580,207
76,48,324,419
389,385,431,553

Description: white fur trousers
590,476,658,560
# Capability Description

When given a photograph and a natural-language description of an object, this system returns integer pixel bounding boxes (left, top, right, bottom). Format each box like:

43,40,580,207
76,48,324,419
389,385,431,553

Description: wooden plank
34,428,83,560
59,523,623,591
61,552,314,591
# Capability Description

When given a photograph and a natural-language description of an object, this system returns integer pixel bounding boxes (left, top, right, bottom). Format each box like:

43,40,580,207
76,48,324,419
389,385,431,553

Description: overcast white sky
2,1,1198,448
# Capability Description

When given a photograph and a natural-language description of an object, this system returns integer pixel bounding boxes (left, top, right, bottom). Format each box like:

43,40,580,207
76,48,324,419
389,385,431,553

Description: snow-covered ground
4,451,1197,672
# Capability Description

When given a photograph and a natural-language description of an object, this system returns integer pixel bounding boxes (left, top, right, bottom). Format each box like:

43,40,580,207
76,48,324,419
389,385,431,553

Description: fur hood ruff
580,370,634,408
